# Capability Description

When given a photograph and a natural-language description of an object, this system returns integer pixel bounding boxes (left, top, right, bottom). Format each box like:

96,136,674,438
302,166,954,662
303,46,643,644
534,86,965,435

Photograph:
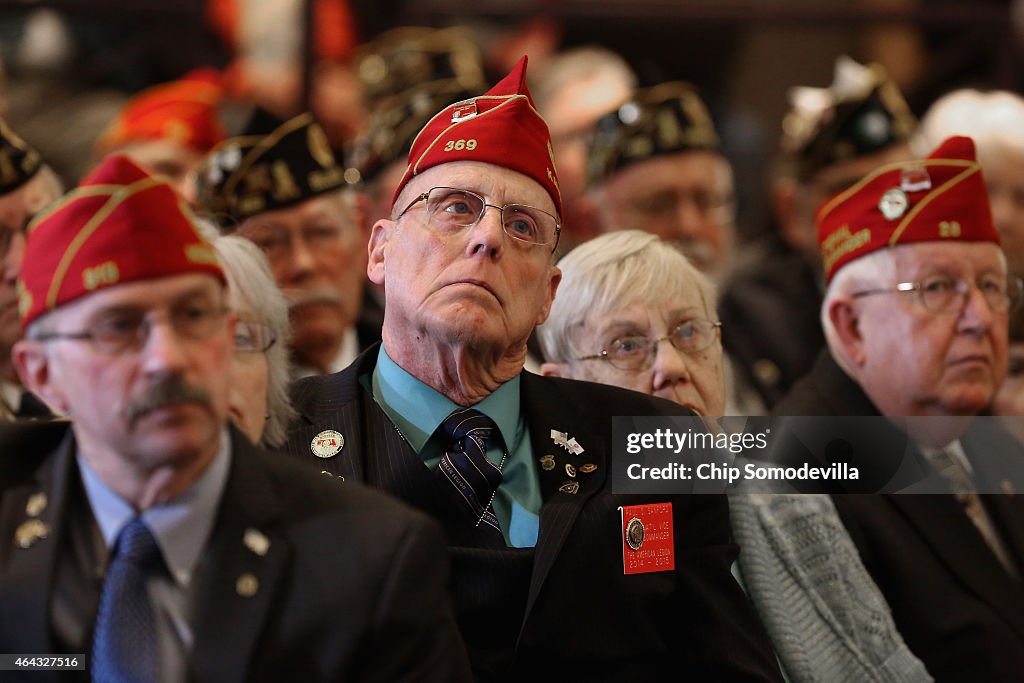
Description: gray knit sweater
730,494,933,683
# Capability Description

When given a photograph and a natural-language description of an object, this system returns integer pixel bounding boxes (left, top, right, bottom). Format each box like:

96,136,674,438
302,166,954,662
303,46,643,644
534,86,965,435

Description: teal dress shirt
371,346,541,547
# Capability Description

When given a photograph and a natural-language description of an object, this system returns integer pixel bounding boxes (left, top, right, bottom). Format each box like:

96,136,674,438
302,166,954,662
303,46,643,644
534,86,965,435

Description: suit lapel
887,494,1024,639
284,350,379,483
519,373,607,627
0,429,75,656
190,435,291,683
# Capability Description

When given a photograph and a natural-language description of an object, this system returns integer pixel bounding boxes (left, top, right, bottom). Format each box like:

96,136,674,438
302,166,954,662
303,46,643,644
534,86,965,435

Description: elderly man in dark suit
282,56,782,682
0,155,469,682
775,135,1024,682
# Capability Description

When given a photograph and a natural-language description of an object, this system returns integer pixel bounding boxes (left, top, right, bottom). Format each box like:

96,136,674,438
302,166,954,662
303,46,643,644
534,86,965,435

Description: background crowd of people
1,3,1023,682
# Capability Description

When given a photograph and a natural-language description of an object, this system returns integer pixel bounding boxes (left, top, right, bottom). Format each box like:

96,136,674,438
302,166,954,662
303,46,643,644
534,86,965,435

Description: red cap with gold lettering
817,135,998,283
392,56,562,216
17,155,224,328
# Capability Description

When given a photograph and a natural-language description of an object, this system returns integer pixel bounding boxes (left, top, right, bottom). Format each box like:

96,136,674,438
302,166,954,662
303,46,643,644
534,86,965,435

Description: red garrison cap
95,68,226,155
18,155,224,328
817,135,998,283
392,55,562,216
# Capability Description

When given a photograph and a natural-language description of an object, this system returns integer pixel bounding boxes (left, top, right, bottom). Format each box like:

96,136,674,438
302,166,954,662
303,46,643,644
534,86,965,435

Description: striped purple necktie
437,408,504,535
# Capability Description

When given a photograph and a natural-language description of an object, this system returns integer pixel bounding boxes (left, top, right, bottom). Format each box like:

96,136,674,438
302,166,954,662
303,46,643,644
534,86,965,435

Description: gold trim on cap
816,158,977,227
45,177,165,309
223,113,315,200
888,164,980,246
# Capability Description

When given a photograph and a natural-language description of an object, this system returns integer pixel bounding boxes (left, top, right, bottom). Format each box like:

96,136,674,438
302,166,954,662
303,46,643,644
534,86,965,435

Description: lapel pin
539,455,556,471
15,519,49,549
236,572,260,597
559,480,580,495
625,517,645,551
565,463,577,478
550,429,584,455
311,430,344,459
243,528,270,556
878,187,908,220
25,492,47,517
580,463,597,474
451,101,478,123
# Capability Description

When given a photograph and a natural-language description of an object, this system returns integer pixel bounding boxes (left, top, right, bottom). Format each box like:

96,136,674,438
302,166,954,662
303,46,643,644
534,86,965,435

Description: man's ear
367,218,394,286
540,361,568,378
828,297,866,368
535,266,562,326
13,340,68,414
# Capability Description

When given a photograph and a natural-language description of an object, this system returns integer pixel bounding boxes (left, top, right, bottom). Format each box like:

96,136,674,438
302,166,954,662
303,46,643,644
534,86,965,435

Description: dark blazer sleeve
357,513,472,683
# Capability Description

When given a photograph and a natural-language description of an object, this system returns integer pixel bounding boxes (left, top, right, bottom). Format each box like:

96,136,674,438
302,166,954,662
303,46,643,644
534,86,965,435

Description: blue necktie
437,408,504,535
91,517,162,683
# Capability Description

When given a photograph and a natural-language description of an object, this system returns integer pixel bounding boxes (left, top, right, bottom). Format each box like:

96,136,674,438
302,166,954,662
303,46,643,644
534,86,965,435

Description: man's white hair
529,46,637,116
913,88,1024,161
820,249,896,375
537,229,715,364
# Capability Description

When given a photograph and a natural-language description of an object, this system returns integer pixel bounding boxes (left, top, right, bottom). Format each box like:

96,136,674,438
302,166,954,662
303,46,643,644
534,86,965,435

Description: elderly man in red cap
283,57,783,682
0,155,470,682
94,69,226,203
774,136,1024,681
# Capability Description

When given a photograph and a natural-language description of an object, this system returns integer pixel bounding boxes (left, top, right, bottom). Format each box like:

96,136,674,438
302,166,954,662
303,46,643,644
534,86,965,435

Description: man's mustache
124,376,213,426
281,287,343,311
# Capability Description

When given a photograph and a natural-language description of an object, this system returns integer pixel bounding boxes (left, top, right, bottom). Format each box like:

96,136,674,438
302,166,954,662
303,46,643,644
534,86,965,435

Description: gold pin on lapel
236,573,260,597
243,528,270,556
580,463,597,474
539,455,556,471
15,519,49,549
25,493,47,517
559,481,580,495
311,430,344,459
565,463,577,478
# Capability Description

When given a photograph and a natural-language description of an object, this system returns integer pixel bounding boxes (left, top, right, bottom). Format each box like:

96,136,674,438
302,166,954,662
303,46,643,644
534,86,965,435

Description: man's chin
942,384,995,416
129,418,221,467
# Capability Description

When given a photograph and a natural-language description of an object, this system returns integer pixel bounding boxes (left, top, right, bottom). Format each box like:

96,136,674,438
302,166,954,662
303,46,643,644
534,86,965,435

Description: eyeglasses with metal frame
232,319,277,353
33,303,230,354
851,274,1024,314
397,186,561,251
575,319,722,372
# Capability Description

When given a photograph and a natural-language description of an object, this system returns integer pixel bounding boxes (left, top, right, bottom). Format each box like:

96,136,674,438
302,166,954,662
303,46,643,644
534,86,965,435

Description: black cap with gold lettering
781,58,916,182
196,113,351,226
585,82,719,188
0,118,42,196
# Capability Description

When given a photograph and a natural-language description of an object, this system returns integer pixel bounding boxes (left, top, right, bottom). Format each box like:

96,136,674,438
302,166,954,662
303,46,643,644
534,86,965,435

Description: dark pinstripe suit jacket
776,351,1024,682
284,345,783,682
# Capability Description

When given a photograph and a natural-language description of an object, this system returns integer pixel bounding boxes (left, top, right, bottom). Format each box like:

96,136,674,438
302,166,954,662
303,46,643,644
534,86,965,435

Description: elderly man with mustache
0,155,470,682
196,113,381,377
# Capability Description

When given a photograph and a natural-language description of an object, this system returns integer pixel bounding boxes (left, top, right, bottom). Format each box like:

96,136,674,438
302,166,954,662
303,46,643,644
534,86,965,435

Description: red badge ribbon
619,502,675,575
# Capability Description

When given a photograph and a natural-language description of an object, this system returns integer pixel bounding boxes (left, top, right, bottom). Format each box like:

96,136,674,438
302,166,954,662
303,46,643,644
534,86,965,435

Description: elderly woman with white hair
538,229,742,415
537,229,931,683
201,224,297,447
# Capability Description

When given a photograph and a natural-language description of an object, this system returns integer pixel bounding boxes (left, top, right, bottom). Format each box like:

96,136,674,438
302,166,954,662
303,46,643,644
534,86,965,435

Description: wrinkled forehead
889,240,1007,277
399,161,557,216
